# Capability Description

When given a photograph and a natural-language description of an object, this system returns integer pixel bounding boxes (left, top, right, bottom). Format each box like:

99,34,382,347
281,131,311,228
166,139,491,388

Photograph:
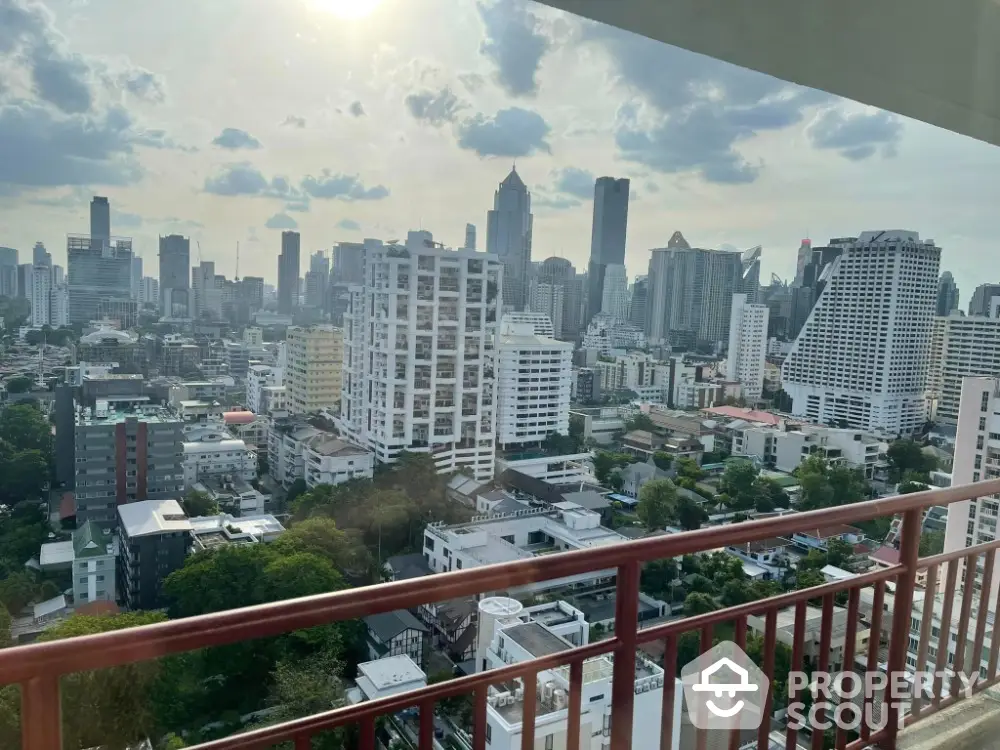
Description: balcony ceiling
538,0,1000,147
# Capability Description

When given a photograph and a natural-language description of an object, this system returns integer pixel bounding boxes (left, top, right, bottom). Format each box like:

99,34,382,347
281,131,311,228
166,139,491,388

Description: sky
1,0,999,302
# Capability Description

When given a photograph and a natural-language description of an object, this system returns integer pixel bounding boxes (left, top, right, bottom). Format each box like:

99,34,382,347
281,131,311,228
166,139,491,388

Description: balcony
4,481,1000,750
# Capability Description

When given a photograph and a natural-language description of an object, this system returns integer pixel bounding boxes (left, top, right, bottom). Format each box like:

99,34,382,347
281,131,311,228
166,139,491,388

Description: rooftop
76,406,181,427
702,405,784,425
73,521,113,559
356,654,426,693
118,499,191,538
796,524,864,539
503,621,571,658
305,434,370,458
364,609,428,642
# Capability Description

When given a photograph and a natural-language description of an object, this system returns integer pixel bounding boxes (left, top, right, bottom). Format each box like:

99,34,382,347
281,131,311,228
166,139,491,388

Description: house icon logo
681,641,769,730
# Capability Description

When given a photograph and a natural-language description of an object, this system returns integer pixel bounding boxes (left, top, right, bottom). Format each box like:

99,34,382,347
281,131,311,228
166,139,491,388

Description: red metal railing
4,479,1000,750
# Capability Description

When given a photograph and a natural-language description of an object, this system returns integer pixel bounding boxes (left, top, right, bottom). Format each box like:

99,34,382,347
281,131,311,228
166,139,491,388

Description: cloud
405,87,465,126
203,162,296,198
808,108,903,160
300,170,389,201
337,219,361,231
645,181,660,193
455,107,551,158
117,68,166,103
477,0,551,97
112,208,143,228
551,167,594,199
282,115,306,128
533,195,581,210
349,100,365,117
265,212,298,230
285,200,310,212
458,72,486,93
212,127,262,150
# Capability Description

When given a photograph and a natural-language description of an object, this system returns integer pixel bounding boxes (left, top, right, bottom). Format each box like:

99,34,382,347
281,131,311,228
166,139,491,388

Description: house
362,609,428,665
791,524,865,551
385,553,432,582
621,430,668,459
922,444,954,473
349,655,427,704
419,597,477,664
618,462,668,499
748,603,870,671
725,537,791,579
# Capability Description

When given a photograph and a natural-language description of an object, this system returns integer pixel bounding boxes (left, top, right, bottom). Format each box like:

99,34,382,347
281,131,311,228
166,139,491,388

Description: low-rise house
362,609,428,665
725,536,791,579
189,513,285,551
303,433,374,488
348,655,427,704
40,521,117,605
621,430,668,459
618,462,668,499
791,524,865,551
748,603,870,671
385,553,432,582
419,597,477,663
190,476,269,516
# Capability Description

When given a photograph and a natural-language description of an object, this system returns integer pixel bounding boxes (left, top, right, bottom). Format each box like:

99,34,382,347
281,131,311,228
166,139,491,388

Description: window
485,724,491,744
545,736,554,750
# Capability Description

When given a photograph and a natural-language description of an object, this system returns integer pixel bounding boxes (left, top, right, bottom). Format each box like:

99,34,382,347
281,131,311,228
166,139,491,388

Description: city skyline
1,0,999,299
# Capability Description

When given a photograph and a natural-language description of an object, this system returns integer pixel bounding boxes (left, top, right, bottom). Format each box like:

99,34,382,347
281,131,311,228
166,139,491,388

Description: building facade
929,315,1000,425
182,424,257,485
936,271,960,316
286,325,343,414
781,230,939,435
159,234,191,318
117,499,191,610
726,293,770,401
67,234,133,324
340,231,501,480
278,230,301,315
486,168,532,311
968,283,1000,317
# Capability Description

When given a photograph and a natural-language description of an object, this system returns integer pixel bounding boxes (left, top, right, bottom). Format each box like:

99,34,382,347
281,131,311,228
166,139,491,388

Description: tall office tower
305,250,330,310
241,276,265,311
16,264,31,299
67,234,133,324
139,277,159,307
0,247,17,298
158,234,191,317
586,177,629,323
792,238,812,286
465,223,477,251
32,242,51,267
192,261,222,320
486,167,532,311
969,283,1000,317
741,246,762,303
496,321,573,448
131,256,143,300
278,231,301,315
927,315,1000,425
90,196,111,249
946,376,1000,605
286,325,344,413
781,230,940,434
645,231,743,349
936,271,960,316
600,264,630,321
787,241,849,339
333,242,365,285
726,293,770,401
340,231,502,481
527,280,564,338
629,276,648,330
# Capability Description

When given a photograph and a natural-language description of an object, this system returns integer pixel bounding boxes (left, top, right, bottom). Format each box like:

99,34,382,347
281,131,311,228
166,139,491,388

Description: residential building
536,258,584,339
90,196,110,245
587,176,630,323
968,283,1000,317
644,231,744,348
189,476,269,516
494,451,595,487
333,241,365,285
139,276,159,308
130,255,142,300
67,233,133,324
182,423,257,485
747,603,870,671
928,314,1000,425
302,433,375,488
362,610,428,664
790,524,865,551
726,537,792,579
191,261,222,320
259,385,287,414
593,351,663,401
731,424,882,477
26,263,68,328
937,271,961,316
117,499,191,610
500,311,554,338
70,521,116,605
781,231,940,435
74,405,185,527
465,223,477,250
351,655,427,704
158,234,191,318
618,461,668,498
581,314,646,354
527,280,564,338
574,367,601,403
246,364,284,414
286,325,343,413
189,513,285,550
278,230,301,315
305,250,330,310
568,406,626,445
486,167,532,311
340,231,501,481
726,293,769,401
946,376,1000,604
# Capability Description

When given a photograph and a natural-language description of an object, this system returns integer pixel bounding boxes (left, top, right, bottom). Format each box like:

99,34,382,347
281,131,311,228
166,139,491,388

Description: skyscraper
333,242,365,285
465,223,477,250
586,177,629,322
936,271,960,316
0,247,17,298
792,238,812,286
32,242,51,267
158,234,191,317
629,277,648,330
305,250,330,310
781,230,940,434
192,261,221,320
486,167,532,311
600,264,629,321
131,256,143,300
90,197,110,247
278,231,301,315
726,293,770,402
67,233,133,325
968,283,1000,317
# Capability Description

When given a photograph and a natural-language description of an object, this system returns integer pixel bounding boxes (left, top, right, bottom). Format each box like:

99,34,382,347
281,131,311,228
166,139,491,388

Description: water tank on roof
476,597,523,674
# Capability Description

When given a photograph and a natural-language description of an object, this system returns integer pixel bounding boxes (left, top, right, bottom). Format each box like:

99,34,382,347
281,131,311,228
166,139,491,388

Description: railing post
884,507,922,750
21,676,61,750
610,561,640,750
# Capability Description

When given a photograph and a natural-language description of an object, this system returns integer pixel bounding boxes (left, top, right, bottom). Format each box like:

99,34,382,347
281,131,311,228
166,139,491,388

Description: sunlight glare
312,0,383,19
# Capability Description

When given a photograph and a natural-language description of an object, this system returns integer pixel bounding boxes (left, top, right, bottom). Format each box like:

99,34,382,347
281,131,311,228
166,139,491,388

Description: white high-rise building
340,231,502,480
726,293,769,402
139,277,159,308
527,280,563,338
247,364,285,414
29,265,49,327
27,264,68,327
781,231,940,435
927,314,1000,425
50,283,69,327
600,263,629,321
496,322,572,448
286,326,343,414
501,312,554,338
946,376,1000,607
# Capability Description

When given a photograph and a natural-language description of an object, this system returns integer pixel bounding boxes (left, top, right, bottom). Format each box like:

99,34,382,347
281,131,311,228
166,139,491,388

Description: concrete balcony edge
899,687,1000,750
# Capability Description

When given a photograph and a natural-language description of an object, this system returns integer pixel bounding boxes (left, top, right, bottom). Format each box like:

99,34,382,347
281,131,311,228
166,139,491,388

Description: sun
312,0,383,19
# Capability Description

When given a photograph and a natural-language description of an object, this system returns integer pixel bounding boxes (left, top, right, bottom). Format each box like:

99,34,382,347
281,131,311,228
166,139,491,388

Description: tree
625,413,655,432
721,579,751,607
887,439,936,482
637,479,677,530
827,464,868,506
273,517,373,578
754,477,790,510
674,496,708,531
181,489,219,517
541,431,581,456
675,457,704,482
898,480,927,495
795,569,826,590
0,403,52,452
40,612,168,750
0,449,49,505
0,571,40,613
919,530,945,556
720,460,759,505
607,470,625,493
3,376,32,394
684,592,717,615
0,605,11,648
652,451,673,471
640,558,678,599
825,538,855,569
686,574,715,595
286,478,309,505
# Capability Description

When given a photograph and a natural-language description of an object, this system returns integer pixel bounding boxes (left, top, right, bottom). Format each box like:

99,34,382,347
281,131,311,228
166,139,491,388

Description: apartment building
340,231,502,481
74,404,185,527
731,424,882,477
927,314,1000,426
246,364,284,414
286,325,343,414
726,292,769,401
526,281,564,338
496,322,572,448
502,311,555,338
117,499,192,610
182,423,257,485
782,231,940,435
302,433,375,488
